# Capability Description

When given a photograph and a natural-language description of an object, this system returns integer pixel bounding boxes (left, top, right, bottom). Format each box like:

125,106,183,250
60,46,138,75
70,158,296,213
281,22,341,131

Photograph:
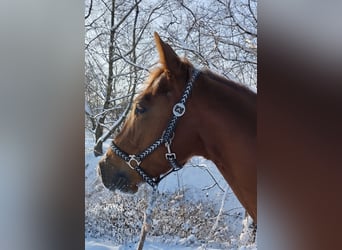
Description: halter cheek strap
110,68,201,189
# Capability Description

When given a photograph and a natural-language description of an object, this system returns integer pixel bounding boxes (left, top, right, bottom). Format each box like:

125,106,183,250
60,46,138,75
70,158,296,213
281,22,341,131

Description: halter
110,68,201,189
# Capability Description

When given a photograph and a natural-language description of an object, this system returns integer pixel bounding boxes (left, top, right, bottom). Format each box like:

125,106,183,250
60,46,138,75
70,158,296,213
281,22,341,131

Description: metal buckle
165,153,176,161
127,155,141,169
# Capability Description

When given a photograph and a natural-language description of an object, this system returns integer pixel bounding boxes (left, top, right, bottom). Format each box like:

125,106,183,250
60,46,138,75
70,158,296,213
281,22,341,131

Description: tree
157,0,257,86
85,0,164,156
85,0,257,155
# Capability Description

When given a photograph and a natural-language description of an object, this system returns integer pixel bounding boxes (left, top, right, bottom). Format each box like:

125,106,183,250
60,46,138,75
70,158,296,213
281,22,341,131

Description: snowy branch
95,102,131,146
192,163,226,192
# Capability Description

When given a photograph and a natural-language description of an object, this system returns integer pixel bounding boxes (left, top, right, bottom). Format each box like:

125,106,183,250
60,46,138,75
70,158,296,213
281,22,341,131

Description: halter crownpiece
111,68,201,189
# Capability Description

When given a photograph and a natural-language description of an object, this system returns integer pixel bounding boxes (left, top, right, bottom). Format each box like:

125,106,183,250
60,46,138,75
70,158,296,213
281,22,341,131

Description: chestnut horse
98,32,256,222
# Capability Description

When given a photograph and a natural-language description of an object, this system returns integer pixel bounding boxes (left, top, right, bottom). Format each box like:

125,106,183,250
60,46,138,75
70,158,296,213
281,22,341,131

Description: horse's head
98,32,202,193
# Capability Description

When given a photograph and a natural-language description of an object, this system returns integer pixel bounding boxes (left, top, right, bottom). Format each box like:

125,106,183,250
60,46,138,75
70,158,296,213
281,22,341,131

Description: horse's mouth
97,161,139,194
107,176,138,194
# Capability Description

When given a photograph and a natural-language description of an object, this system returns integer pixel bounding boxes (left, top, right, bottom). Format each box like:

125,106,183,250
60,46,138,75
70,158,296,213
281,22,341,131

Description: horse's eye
135,104,147,115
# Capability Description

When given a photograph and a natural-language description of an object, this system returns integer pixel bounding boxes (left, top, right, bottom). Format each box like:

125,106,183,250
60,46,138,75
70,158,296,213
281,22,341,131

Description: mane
142,60,256,101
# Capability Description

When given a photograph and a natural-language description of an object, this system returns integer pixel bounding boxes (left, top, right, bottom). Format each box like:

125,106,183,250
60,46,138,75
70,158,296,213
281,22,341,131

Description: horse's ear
154,32,181,74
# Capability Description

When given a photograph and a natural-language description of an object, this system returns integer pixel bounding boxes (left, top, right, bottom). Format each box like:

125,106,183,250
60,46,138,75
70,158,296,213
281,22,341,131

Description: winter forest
85,0,257,249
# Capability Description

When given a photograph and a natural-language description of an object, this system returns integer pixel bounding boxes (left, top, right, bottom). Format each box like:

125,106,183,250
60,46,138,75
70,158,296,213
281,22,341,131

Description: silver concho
173,103,186,117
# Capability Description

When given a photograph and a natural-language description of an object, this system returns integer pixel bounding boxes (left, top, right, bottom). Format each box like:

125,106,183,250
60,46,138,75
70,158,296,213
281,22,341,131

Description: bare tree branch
85,0,93,20
94,102,131,153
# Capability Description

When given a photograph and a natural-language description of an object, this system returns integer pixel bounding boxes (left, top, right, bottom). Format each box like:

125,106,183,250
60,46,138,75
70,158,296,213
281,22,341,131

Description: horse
98,32,256,222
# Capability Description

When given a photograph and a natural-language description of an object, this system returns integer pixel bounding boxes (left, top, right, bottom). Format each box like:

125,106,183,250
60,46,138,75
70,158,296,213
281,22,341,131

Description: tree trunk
93,117,105,156
93,0,115,156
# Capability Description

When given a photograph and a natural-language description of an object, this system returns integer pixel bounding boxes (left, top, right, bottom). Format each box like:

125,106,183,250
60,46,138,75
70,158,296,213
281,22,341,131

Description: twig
137,213,150,250
208,186,228,238
192,163,226,192
136,188,158,250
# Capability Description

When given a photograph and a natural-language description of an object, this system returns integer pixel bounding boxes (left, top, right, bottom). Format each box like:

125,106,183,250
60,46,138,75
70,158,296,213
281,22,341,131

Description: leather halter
110,68,201,189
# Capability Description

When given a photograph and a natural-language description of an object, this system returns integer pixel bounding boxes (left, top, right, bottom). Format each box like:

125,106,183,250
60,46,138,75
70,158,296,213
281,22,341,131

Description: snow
85,132,257,249
85,239,229,250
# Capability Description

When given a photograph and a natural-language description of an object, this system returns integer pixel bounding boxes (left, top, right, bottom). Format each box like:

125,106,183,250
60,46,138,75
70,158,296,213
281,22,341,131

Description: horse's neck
192,74,256,221
194,73,256,159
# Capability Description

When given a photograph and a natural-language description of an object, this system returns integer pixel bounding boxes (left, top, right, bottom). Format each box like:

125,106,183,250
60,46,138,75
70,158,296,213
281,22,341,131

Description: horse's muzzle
98,159,138,193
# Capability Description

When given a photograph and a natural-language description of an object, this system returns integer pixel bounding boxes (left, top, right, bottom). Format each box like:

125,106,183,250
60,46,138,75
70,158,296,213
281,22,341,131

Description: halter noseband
110,68,201,189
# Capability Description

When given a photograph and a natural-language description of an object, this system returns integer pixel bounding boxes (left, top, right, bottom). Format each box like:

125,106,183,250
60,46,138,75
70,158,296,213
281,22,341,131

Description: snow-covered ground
85,132,257,249
85,239,256,250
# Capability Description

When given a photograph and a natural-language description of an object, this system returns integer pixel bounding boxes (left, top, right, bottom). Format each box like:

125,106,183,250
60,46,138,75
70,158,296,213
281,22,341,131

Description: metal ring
127,155,141,170
173,103,186,117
